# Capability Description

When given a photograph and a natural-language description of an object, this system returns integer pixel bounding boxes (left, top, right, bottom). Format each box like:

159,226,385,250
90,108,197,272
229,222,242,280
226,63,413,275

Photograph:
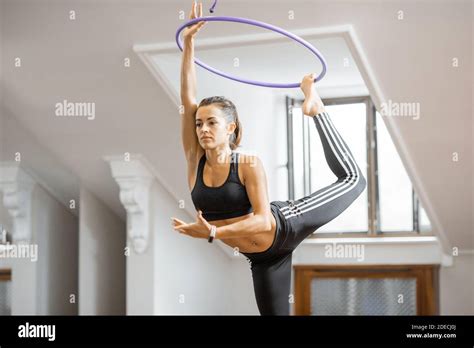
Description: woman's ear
227,121,237,135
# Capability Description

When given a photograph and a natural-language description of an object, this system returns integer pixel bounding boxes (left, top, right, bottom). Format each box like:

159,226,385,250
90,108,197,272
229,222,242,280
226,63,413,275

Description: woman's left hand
171,210,212,239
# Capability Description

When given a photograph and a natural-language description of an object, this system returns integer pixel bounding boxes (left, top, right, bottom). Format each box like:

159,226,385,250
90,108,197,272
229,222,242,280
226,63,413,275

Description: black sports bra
191,152,253,221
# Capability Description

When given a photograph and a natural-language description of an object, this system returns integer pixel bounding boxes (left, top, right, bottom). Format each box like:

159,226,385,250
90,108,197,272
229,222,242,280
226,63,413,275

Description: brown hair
197,96,242,150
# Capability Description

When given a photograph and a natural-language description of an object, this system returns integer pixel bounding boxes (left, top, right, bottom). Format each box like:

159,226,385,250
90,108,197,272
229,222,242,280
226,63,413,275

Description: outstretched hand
182,1,207,41
172,210,212,239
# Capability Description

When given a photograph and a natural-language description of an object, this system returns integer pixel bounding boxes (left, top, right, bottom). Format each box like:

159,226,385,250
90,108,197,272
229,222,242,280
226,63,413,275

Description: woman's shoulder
236,152,265,182
236,152,260,167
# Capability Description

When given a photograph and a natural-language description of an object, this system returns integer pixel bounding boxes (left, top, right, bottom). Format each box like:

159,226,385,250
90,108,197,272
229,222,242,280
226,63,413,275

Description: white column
0,163,37,314
0,163,35,243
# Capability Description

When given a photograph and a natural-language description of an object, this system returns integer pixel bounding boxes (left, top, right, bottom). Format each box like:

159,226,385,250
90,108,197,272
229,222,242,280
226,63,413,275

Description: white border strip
303,236,439,245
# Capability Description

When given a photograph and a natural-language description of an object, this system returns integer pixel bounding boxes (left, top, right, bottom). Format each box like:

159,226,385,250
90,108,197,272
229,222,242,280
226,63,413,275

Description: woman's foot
300,73,325,117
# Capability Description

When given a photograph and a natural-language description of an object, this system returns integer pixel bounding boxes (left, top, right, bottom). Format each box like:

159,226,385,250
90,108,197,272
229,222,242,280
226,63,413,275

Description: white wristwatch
208,225,217,243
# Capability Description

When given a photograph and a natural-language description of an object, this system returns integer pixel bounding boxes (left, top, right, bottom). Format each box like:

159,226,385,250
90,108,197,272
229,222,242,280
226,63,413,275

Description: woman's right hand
182,1,207,42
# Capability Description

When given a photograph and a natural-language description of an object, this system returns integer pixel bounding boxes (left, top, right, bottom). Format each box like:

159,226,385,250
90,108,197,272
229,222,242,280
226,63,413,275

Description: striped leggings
241,111,367,315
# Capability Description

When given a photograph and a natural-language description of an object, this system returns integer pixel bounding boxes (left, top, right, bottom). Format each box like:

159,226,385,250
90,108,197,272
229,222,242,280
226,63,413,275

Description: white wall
229,261,259,315
0,0,3,135
152,179,246,314
34,184,78,315
440,253,474,315
0,183,78,315
9,256,37,314
0,0,3,112
127,215,155,315
79,187,125,315
0,193,12,235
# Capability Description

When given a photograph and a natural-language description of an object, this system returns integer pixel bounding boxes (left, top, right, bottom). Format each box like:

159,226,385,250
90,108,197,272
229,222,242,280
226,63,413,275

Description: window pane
376,111,413,232
0,279,11,315
307,103,368,233
291,108,305,199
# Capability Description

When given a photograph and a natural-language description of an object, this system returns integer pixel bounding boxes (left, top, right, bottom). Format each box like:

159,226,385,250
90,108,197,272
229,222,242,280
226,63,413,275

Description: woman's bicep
180,102,201,161
243,156,272,225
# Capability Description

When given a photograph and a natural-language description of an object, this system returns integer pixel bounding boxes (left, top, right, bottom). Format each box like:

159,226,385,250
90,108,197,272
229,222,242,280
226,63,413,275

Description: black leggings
241,111,367,315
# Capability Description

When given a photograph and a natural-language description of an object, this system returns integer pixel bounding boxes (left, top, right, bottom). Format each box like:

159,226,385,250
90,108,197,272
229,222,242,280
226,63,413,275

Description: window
286,96,431,235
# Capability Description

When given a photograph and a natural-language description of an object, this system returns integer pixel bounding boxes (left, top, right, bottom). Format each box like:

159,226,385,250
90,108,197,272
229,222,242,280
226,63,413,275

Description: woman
172,1,366,315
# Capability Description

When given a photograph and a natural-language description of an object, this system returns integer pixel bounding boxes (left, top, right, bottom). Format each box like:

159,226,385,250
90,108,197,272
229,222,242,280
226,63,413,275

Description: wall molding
104,155,154,254
458,249,474,255
295,236,452,266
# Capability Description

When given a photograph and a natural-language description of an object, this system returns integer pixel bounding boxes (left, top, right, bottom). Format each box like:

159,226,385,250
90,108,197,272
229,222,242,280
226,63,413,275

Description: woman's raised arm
180,1,207,161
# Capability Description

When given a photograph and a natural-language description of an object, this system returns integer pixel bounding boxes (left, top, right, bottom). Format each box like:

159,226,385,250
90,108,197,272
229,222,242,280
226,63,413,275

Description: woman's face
196,104,235,150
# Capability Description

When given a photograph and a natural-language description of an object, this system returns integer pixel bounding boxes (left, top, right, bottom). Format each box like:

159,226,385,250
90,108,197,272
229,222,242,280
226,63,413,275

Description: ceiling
152,35,366,100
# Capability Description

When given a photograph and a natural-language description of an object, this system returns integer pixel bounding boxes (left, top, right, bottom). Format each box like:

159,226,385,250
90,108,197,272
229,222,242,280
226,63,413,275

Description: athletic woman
172,1,367,315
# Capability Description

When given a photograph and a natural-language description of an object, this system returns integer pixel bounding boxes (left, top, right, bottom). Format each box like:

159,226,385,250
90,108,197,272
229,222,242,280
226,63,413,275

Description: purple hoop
176,13,327,88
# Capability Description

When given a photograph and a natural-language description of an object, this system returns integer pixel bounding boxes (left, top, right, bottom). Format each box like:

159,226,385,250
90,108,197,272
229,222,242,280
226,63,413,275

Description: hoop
175,13,327,88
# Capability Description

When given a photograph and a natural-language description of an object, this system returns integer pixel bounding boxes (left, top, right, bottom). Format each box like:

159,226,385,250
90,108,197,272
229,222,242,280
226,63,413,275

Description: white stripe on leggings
282,112,360,219
283,112,361,219
281,112,356,215
282,115,357,219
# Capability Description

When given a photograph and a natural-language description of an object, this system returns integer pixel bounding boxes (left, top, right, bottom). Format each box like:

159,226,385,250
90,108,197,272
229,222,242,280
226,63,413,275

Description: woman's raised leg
281,111,367,250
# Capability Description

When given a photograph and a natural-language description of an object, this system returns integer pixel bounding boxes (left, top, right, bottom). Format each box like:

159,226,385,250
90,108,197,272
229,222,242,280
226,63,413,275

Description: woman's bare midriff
210,211,278,253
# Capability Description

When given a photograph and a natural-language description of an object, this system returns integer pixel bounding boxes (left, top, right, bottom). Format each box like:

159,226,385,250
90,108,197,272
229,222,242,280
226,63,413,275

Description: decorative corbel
105,156,154,254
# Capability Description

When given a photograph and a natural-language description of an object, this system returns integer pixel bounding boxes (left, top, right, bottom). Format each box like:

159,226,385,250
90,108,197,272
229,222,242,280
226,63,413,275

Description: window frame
286,95,430,237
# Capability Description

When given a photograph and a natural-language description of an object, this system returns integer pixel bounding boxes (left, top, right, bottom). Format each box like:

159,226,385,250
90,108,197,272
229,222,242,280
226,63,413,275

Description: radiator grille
310,277,416,315
0,280,12,315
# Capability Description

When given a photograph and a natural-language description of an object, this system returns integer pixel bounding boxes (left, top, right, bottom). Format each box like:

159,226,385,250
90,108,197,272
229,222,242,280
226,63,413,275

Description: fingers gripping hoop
175,0,327,88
